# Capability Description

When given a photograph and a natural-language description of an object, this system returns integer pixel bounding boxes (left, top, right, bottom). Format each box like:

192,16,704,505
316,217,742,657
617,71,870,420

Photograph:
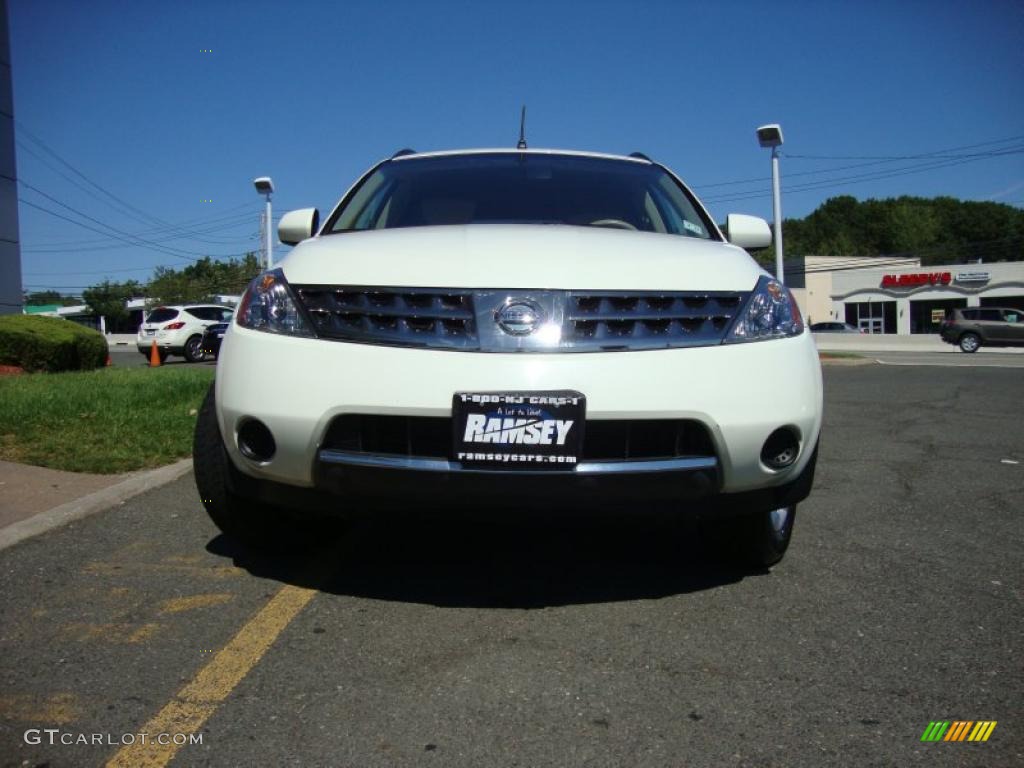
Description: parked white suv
194,148,823,567
137,305,234,363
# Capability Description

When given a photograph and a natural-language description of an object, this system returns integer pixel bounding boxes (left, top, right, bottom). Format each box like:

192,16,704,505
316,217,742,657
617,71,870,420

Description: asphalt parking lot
1,364,1021,767
107,345,215,369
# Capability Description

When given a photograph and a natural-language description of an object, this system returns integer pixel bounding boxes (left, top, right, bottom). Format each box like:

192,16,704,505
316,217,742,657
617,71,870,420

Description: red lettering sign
881,272,952,288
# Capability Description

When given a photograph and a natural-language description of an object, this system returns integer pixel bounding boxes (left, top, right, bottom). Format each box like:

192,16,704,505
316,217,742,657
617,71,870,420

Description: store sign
880,272,952,288
955,271,990,283
931,309,945,323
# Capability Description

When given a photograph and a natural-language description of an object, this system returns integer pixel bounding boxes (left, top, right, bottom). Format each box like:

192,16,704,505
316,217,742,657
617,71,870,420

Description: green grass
0,366,215,473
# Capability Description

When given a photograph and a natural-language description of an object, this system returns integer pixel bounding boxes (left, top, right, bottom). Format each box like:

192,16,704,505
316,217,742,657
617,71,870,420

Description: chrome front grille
292,287,478,349
292,286,749,352
566,291,744,349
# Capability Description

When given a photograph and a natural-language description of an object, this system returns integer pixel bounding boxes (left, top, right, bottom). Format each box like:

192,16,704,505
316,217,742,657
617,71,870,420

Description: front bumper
216,325,823,500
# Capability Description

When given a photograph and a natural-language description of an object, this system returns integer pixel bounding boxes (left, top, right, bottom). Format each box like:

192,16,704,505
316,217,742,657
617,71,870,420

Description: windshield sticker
683,220,704,235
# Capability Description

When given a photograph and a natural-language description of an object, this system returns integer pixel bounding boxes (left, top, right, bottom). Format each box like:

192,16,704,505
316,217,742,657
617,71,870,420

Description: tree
24,290,78,307
781,195,1024,263
147,253,261,304
82,280,144,323
83,253,262,316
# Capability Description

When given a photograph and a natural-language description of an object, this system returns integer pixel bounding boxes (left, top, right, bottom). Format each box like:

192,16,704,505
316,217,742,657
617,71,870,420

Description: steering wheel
589,219,638,231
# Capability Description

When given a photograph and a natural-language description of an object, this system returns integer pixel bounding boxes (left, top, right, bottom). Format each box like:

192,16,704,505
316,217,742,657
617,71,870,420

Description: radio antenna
517,105,528,150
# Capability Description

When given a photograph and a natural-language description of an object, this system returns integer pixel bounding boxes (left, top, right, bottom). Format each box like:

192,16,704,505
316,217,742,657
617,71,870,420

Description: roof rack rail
628,152,652,161
391,148,417,158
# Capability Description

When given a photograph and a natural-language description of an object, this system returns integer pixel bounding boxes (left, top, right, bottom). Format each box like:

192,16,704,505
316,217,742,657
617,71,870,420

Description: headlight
724,275,804,343
236,269,312,337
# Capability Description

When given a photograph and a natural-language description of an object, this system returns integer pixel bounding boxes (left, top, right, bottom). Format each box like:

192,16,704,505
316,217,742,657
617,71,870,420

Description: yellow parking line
105,584,317,768
158,593,233,614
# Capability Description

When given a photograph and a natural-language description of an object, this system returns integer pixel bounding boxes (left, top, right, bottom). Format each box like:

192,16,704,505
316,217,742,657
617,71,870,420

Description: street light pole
770,146,783,284
253,176,275,269
264,195,273,269
756,124,785,283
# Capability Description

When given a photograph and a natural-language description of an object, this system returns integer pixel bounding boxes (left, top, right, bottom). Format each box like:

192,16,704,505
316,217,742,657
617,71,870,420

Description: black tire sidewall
192,384,343,548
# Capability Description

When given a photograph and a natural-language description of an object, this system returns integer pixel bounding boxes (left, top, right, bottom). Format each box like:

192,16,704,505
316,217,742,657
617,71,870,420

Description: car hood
278,225,766,292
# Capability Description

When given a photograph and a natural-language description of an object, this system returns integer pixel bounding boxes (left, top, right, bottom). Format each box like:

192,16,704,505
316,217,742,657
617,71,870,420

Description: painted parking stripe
105,583,317,768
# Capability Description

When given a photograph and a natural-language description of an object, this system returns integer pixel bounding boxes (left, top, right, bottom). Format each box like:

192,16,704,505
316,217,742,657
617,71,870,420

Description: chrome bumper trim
318,449,717,475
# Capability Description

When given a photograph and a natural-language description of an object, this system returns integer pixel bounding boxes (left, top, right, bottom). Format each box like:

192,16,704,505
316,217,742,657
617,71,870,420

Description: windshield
326,153,716,239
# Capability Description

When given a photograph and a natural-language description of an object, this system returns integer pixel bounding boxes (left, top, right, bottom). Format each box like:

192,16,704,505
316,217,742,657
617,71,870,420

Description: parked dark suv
940,307,1024,352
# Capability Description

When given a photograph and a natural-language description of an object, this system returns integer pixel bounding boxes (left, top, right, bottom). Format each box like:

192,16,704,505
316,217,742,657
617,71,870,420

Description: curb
820,356,875,366
0,458,194,552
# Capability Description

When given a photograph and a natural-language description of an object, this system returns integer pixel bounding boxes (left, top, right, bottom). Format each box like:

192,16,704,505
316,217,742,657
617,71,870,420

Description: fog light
761,428,799,470
238,419,275,462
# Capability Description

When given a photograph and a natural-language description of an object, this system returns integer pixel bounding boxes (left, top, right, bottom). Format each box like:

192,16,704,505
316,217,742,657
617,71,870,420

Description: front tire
193,385,320,549
737,504,796,568
705,504,797,569
959,333,981,353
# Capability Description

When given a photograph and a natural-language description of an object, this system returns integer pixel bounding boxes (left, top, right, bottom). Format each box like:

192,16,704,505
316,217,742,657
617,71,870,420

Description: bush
0,315,108,373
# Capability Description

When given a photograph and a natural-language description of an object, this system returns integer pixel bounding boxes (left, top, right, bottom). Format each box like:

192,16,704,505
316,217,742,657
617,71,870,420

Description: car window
1003,310,1021,323
978,309,1003,322
959,309,976,320
215,308,234,322
186,308,213,321
146,308,178,323
327,153,717,239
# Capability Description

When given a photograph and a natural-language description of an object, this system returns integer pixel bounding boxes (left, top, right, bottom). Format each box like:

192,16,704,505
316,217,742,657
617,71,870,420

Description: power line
693,144,1024,192
15,121,171,229
18,197,202,264
19,179,255,257
15,124,263,248
783,132,1024,161
15,138,168,232
704,147,1024,203
24,265,183,276
691,132,1024,195
21,213,259,253
21,202,260,249
18,183,254,262
701,149,1024,205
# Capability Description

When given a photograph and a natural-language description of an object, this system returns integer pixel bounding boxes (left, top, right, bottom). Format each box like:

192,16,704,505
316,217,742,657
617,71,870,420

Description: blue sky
10,0,1024,294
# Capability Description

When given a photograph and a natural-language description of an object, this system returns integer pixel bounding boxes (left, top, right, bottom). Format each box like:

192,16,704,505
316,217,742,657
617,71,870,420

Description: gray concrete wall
0,0,21,314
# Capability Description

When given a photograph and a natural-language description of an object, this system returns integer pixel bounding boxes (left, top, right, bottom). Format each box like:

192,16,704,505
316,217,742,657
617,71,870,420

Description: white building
784,256,1024,334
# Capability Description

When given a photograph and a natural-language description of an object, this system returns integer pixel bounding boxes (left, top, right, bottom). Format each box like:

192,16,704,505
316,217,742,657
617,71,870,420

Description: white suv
193,149,822,567
137,305,234,363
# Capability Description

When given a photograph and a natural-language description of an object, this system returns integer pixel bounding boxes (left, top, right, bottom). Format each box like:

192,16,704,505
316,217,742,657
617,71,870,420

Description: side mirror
278,208,320,246
722,213,772,250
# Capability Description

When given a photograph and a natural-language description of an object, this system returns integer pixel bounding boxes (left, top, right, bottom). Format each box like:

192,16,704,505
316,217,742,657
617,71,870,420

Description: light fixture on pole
756,124,784,284
253,176,274,269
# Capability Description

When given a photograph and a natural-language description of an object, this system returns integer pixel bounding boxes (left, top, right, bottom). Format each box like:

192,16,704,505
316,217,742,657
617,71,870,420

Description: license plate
145,329,155,336
452,391,585,469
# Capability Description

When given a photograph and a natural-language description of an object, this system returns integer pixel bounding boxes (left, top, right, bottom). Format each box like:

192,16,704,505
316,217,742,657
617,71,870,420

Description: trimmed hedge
0,315,108,373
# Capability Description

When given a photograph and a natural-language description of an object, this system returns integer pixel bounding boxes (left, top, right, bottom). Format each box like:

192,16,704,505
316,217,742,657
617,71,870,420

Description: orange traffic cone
149,340,162,367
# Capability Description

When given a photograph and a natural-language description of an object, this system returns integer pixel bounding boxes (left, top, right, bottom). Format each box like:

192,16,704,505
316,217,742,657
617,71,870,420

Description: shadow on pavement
206,513,761,609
